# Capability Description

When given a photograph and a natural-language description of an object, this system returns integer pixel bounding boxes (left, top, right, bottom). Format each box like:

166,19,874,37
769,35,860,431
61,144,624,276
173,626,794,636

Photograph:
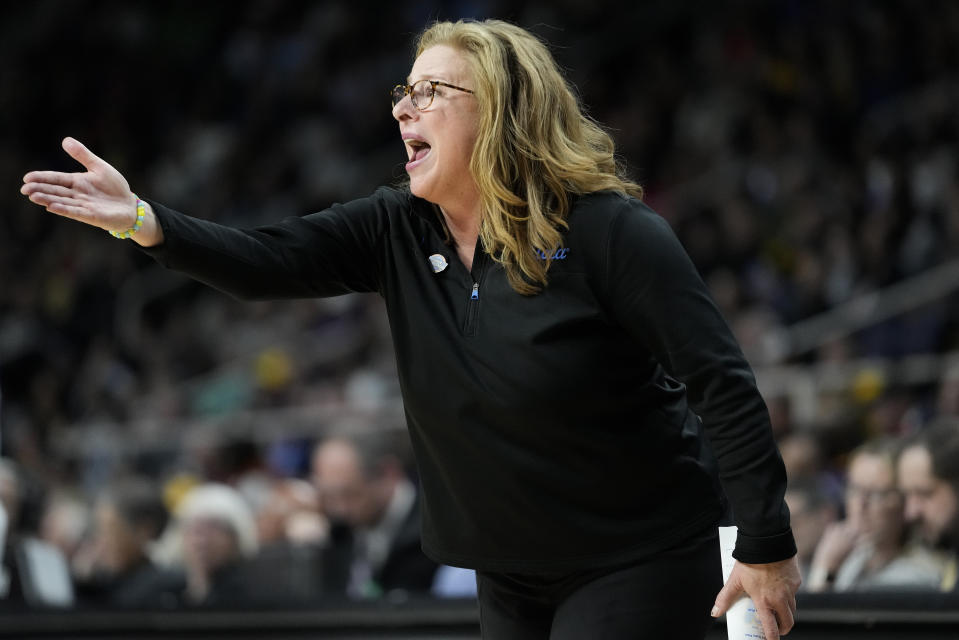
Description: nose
392,94,417,121
903,494,922,523
846,499,867,527
845,488,868,514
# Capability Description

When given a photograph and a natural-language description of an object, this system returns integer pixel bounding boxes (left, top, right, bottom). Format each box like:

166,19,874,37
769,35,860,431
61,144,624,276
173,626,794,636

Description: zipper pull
470,283,479,300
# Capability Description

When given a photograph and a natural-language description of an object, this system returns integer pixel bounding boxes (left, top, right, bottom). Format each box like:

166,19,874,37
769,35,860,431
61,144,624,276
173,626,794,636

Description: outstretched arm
21,137,164,247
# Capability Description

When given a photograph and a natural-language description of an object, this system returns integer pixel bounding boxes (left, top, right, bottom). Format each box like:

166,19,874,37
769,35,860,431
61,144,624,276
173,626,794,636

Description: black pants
475,529,722,639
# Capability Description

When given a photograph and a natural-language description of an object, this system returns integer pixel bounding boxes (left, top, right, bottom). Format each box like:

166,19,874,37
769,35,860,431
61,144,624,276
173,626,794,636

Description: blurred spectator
194,437,269,487
0,459,21,536
0,458,73,609
72,477,174,608
39,490,91,572
807,439,942,591
898,420,959,591
311,430,437,599
175,483,262,606
0,458,24,606
242,477,328,604
254,477,327,547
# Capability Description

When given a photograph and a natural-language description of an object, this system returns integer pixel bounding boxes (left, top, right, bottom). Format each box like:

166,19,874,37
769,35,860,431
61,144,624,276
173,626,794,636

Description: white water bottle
718,526,766,640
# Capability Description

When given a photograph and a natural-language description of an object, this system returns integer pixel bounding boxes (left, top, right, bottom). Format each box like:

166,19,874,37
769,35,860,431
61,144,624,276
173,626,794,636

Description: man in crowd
311,429,437,599
898,420,959,592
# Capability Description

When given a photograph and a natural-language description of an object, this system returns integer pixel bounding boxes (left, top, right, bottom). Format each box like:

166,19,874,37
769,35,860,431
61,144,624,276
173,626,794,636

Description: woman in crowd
176,483,260,606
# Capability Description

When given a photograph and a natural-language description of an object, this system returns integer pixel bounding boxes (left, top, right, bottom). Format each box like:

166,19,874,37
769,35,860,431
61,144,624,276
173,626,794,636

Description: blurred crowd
0,428,475,609
1,0,959,611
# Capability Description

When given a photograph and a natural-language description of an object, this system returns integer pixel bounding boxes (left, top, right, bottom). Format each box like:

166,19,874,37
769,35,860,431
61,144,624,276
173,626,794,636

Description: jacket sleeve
139,188,403,300
604,198,796,564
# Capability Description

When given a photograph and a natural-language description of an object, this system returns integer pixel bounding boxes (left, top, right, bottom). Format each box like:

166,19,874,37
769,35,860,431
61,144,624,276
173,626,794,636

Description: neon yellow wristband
109,197,145,239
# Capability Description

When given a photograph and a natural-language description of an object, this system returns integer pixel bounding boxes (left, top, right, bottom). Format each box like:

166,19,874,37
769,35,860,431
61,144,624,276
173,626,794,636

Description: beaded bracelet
108,196,146,239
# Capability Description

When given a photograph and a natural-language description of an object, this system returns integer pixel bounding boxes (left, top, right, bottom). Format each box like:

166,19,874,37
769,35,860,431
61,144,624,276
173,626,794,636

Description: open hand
21,137,162,245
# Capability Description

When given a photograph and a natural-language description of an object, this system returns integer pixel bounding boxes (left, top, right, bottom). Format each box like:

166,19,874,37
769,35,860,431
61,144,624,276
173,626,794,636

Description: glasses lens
391,85,407,107
411,80,434,110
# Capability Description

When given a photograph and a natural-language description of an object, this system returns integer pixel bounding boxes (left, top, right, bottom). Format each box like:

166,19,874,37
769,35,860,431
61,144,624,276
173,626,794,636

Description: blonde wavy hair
415,19,643,295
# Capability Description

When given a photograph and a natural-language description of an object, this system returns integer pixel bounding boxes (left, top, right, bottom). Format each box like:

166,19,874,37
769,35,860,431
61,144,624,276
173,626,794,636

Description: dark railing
1,592,958,639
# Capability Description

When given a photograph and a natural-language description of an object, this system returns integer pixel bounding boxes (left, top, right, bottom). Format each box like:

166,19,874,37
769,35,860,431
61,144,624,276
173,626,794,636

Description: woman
807,439,942,591
21,19,799,639
175,483,260,606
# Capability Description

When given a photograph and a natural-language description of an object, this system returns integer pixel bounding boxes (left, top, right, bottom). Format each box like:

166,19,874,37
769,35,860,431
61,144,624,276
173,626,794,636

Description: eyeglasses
845,484,901,506
391,79,474,111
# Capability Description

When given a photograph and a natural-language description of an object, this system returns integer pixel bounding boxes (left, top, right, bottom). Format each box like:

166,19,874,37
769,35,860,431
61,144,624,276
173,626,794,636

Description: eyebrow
405,74,452,84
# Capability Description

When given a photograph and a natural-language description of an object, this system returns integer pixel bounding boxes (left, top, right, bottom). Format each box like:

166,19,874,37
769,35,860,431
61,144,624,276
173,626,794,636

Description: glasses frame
845,483,902,507
391,79,474,111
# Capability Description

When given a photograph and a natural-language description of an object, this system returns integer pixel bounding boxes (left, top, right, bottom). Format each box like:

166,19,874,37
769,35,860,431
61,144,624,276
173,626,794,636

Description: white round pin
428,254,448,273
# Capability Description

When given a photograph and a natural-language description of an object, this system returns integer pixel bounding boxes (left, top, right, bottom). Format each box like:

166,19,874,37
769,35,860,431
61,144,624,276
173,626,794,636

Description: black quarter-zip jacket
142,187,795,572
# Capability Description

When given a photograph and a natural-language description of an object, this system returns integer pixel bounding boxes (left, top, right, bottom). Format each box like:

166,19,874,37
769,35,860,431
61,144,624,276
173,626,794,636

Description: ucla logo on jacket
535,247,570,260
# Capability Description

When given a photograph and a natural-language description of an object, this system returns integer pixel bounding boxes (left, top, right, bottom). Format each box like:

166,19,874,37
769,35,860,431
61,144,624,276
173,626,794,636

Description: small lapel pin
428,254,448,273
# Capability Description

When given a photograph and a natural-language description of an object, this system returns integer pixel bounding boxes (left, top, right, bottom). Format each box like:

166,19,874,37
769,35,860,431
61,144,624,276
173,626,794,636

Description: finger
774,598,795,635
21,182,76,198
44,199,95,224
711,580,743,617
758,606,780,640
62,136,105,172
23,171,77,187
28,192,85,210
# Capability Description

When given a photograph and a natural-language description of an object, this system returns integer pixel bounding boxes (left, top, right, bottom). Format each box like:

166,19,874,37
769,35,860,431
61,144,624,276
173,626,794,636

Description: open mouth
407,139,432,163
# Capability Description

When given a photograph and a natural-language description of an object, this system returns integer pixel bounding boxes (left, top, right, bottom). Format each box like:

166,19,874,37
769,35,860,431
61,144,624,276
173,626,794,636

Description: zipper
462,239,488,336
464,282,480,336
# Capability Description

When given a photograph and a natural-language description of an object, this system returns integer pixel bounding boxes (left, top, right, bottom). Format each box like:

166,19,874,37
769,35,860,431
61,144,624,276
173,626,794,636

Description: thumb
62,136,104,171
711,574,744,618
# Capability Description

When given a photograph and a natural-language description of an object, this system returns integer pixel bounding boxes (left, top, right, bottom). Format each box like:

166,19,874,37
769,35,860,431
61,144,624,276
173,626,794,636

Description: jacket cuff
732,529,797,564
138,198,174,264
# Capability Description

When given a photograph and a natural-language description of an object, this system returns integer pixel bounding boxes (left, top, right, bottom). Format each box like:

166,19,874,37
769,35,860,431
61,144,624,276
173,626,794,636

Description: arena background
2,0,959,637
